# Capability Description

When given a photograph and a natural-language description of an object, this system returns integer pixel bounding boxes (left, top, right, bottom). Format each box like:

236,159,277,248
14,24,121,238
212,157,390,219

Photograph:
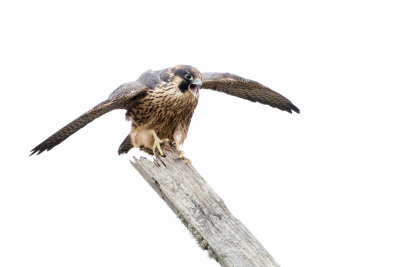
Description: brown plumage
30,65,299,157
202,72,300,113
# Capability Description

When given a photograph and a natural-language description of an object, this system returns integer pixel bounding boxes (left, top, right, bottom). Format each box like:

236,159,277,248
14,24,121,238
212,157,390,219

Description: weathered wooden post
130,142,280,267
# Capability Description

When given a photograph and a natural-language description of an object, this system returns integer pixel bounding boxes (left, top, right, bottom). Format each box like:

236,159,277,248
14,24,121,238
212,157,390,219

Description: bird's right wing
30,81,148,155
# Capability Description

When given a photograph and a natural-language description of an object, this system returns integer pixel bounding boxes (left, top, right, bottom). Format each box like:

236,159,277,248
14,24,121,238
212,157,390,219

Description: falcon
30,65,300,159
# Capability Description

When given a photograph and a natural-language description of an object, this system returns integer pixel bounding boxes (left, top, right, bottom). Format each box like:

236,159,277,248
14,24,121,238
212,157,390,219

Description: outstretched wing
30,81,148,155
201,72,300,113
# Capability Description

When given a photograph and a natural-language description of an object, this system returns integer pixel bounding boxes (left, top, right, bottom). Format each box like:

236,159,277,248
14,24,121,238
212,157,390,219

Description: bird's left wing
202,72,300,113
30,81,148,155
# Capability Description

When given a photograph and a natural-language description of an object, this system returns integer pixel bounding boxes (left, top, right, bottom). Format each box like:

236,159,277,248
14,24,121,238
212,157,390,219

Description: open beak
189,78,202,96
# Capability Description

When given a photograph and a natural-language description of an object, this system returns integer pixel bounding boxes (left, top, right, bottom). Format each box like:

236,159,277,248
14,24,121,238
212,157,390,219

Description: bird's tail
30,100,119,155
118,135,156,155
118,134,133,155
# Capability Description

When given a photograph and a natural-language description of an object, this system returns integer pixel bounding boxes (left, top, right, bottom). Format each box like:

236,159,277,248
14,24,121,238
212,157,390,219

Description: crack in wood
130,143,280,267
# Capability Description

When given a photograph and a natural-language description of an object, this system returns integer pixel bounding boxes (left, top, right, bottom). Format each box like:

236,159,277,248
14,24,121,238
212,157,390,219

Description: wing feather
30,81,148,155
201,72,300,113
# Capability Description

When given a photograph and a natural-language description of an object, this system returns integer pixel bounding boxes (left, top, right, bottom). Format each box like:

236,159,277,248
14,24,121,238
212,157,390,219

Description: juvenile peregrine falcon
31,65,300,158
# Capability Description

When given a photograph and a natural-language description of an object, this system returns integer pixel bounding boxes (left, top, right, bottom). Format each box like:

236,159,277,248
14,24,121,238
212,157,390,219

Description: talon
176,147,191,163
152,132,165,156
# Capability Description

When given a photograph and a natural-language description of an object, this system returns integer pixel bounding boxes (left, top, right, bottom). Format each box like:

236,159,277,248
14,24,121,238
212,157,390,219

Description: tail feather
118,134,134,155
30,100,119,155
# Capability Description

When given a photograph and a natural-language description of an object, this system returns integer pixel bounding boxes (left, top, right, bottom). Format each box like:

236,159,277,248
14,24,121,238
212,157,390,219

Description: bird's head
169,65,202,97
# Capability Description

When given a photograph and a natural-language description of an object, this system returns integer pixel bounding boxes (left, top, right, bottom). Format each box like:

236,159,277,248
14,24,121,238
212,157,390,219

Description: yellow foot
176,147,191,163
152,132,165,156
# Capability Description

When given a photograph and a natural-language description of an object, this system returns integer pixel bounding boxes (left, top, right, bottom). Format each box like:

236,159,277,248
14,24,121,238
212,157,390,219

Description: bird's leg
172,129,191,162
152,131,165,156
175,144,191,163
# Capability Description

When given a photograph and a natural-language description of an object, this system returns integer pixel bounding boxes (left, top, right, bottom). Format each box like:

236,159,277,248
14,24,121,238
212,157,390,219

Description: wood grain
130,142,280,267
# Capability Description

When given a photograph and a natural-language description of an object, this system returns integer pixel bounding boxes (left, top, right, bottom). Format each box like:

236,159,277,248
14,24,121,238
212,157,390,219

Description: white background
1,0,399,266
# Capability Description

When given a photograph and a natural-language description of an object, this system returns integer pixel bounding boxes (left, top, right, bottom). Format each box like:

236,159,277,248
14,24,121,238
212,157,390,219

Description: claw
176,145,191,163
152,132,165,156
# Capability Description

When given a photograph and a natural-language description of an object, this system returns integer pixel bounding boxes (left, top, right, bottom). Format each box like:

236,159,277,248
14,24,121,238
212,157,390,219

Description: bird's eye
185,73,193,80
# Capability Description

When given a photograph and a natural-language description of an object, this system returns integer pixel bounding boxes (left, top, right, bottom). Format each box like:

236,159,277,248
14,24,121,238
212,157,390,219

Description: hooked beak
189,78,202,96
